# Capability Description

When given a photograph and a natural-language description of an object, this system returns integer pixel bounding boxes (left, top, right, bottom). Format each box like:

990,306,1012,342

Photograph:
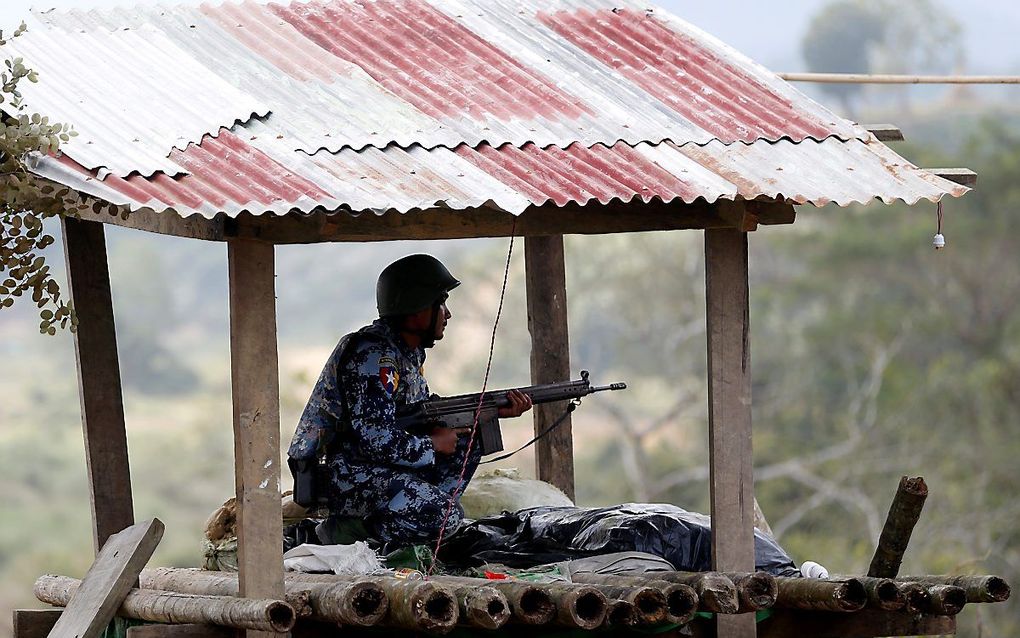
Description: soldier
288,254,532,547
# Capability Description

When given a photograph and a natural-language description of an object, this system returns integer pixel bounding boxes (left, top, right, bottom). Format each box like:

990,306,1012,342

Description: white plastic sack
283,541,383,574
461,468,574,520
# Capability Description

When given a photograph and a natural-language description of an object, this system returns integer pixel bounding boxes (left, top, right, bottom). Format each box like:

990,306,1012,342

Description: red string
426,220,518,577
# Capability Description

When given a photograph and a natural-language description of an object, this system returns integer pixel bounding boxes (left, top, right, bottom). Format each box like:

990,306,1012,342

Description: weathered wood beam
929,169,977,187
229,200,797,244
62,217,135,551
864,124,904,142
704,224,756,638
227,239,285,638
13,609,62,638
72,205,225,242
524,235,574,500
40,519,164,638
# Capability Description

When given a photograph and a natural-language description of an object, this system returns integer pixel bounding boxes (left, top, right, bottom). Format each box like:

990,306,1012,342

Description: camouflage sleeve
288,339,347,460
342,340,436,469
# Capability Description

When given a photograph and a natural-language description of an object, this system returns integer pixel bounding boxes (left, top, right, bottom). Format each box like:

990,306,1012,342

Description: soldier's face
433,301,452,341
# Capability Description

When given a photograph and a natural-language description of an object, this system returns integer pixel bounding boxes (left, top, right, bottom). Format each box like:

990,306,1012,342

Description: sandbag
460,468,573,519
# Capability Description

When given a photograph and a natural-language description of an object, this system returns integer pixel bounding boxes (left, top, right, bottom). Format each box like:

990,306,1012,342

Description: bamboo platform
18,568,1007,638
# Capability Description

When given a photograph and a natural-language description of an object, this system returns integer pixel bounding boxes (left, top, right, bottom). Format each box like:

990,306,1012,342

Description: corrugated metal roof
7,0,965,220
33,127,968,218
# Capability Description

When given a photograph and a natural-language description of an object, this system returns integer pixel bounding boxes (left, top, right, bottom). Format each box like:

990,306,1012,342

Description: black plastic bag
441,503,800,577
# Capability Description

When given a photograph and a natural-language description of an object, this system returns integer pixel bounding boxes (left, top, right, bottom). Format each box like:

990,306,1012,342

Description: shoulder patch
380,365,400,395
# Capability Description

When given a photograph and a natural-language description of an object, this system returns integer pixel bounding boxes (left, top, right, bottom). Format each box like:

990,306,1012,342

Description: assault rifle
397,370,627,455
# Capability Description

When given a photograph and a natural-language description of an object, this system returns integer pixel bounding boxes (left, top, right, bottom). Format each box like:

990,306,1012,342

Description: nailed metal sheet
2,19,271,177
26,0,867,162
16,0,963,224
32,132,968,220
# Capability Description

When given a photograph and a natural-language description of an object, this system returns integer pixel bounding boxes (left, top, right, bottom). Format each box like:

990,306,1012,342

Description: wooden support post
704,227,756,638
524,235,575,500
227,239,284,637
62,217,134,552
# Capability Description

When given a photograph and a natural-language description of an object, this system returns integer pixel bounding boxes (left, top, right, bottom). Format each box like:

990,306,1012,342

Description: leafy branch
0,23,121,334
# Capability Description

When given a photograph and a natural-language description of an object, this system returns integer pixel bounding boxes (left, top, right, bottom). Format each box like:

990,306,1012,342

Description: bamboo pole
840,576,904,611
568,573,698,623
723,572,778,612
451,585,510,630
580,584,668,626
138,569,386,627
643,572,738,614
282,573,457,633
898,575,1011,603
431,577,606,629
924,585,967,616
869,476,928,578
605,600,636,627
773,577,867,612
34,576,294,633
899,582,931,614
779,72,1020,84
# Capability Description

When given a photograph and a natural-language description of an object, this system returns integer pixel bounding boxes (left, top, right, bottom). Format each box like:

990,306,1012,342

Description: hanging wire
427,219,517,577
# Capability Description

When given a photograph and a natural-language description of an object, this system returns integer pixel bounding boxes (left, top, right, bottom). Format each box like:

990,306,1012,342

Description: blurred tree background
2,0,1018,636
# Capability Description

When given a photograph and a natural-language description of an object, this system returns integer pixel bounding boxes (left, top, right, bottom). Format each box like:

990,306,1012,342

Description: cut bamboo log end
385,581,458,634
852,576,905,611
545,584,608,629
723,572,778,611
899,582,931,614
661,582,698,624
868,476,928,579
582,584,667,626
453,586,510,630
898,575,1011,603
924,585,967,616
284,590,313,618
567,573,699,623
661,573,739,614
605,599,637,627
140,568,389,627
311,581,388,627
429,577,555,625
774,577,867,612
35,575,295,633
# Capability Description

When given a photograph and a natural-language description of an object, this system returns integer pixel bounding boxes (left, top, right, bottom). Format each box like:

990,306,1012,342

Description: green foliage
0,24,120,334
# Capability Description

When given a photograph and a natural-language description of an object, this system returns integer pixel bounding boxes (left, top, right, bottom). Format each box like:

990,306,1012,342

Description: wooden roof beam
229,199,797,244
864,124,904,142
929,169,978,187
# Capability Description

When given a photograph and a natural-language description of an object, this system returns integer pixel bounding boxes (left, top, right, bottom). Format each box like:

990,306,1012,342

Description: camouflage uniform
289,319,481,545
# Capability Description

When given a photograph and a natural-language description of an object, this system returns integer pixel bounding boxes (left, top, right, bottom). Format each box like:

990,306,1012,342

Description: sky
2,0,1019,74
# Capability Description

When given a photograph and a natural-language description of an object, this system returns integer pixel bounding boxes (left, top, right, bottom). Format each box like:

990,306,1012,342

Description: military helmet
376,254,460,317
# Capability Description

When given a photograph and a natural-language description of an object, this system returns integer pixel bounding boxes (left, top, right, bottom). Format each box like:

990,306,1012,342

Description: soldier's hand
498,390,533,418
430,426,458,455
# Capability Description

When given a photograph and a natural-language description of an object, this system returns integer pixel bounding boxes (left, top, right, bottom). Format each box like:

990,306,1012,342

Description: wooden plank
45,519,164,638
928,169,977,187
231,200,797,244
62,217,135,551
227,239,285,638
863,125,904,142
524,235,575,500
704,226,756,638
13,609,62,638
127,624,235,638
757,609,956,638
72,204,225,242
